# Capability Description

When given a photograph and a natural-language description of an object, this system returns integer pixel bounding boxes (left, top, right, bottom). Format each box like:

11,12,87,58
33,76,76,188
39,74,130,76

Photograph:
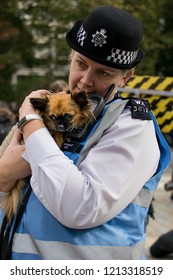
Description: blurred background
0,0,173,102
0,0,173,259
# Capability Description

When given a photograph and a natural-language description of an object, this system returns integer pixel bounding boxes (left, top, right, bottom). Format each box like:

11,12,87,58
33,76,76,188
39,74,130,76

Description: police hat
66,6,144,69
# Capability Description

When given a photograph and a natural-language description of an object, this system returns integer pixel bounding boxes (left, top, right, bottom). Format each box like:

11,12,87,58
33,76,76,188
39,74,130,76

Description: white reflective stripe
131,239,146,259
77,100,128,166
13,233,145,260
131,188,154,208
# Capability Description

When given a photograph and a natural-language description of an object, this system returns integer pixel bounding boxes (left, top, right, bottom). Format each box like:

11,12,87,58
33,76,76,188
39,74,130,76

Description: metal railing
118,87,173,97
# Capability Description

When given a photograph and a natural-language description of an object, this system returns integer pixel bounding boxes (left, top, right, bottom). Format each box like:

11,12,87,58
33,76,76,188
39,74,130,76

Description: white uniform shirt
0,109,160,229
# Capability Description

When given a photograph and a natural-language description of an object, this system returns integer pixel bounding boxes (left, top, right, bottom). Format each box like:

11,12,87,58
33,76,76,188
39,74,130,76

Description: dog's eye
64,113,73,121
50,114,56,120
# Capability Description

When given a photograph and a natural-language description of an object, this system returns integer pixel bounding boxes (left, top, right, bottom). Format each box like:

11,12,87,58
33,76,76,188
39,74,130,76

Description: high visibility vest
0,99,171,260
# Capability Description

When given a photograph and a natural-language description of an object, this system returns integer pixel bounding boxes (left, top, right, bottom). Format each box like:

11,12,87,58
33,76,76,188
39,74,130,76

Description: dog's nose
56,124,65,132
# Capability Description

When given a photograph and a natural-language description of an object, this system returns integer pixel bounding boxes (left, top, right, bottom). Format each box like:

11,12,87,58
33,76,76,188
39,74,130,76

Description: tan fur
41,92,92,146
0,91,92,222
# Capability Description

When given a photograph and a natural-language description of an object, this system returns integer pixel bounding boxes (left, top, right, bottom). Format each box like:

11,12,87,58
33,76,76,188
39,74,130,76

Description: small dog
0,91,93,222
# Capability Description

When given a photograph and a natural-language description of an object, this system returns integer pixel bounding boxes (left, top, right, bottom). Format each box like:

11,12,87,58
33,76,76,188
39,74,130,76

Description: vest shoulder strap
77,99,128,166
114,93,151,121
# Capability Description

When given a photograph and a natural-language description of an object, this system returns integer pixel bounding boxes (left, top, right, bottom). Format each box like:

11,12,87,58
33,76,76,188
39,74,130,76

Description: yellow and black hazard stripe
121,76,173,133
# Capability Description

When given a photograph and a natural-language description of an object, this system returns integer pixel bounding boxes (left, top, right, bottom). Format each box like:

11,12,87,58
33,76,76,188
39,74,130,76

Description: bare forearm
0,133,31,192
0,156,31,192
0,90,49,192
0,179,16,192
0,159,15,191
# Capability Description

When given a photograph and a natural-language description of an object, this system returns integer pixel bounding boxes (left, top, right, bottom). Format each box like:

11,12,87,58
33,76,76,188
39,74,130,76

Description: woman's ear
119,69,134,87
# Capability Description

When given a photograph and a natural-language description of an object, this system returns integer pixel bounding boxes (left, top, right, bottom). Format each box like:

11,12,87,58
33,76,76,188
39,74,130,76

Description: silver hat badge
91,29,107,47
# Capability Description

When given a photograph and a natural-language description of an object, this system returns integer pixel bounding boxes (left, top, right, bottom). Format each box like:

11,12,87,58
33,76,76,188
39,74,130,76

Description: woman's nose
80,70,94,88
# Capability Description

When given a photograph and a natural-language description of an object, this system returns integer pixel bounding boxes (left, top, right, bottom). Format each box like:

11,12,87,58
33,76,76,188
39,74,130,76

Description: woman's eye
76,60,86,69
99,71,111,77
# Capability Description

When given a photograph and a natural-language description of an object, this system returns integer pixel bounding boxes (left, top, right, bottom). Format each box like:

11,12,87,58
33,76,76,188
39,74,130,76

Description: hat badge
91,29,107,47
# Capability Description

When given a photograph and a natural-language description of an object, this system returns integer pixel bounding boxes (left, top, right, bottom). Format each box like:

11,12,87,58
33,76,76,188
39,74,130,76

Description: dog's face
30,91,91,134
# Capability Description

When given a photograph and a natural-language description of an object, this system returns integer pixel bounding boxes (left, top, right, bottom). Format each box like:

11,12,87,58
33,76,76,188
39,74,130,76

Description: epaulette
114,93,152,120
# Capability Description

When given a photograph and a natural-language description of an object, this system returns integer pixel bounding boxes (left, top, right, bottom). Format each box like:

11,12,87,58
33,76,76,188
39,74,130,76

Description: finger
28,89,51,98
10,128,23,145
55,91,67,95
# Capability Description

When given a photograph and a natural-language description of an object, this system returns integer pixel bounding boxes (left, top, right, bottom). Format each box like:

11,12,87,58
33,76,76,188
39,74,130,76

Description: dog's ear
30,97,49,112
71,91,90,111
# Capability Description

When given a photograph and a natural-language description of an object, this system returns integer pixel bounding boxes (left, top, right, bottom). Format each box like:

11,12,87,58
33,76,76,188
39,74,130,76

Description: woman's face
68,51,133,100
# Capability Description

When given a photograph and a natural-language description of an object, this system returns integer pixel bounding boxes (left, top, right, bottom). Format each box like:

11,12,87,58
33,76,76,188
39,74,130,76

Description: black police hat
66,6,144,69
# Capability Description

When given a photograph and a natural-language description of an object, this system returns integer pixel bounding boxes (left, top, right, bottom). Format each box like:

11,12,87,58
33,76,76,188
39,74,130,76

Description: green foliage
0,0,172,105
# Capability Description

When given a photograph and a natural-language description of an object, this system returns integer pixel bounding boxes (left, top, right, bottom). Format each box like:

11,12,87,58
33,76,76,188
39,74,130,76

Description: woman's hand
19,89,51,119
0,90,51,193
18,89,52,140
0,129,31,192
